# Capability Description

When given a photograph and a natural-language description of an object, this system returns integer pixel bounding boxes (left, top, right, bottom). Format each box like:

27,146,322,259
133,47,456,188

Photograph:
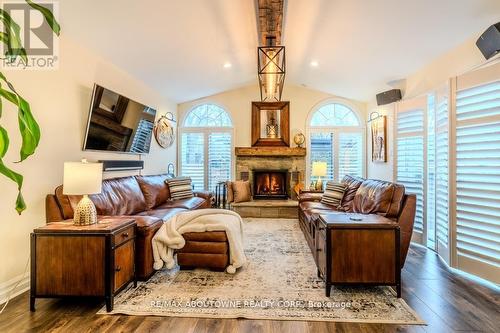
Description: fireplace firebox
253,170,288,200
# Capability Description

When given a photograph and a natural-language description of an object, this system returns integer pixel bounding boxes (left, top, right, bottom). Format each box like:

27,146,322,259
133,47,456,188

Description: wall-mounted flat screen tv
83,84,157,154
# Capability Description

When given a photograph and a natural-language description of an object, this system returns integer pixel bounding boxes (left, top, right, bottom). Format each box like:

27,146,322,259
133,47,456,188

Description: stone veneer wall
235,156,306,200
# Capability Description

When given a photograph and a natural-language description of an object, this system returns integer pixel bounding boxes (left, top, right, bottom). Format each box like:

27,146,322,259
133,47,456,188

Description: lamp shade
311,161,327,177
63,161,103,195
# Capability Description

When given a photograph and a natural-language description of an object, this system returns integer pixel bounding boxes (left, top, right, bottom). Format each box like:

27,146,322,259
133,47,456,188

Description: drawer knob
319,227,325,231
115,266,121,272
316,248,322,252
122,232,129,238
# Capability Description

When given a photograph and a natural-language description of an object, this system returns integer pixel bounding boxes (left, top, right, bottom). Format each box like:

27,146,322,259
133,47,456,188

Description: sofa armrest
298,192,323,203
46,194,64,223
194,190,214,200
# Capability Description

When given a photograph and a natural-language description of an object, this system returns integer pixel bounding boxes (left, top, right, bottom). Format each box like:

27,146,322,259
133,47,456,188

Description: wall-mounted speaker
376,89,402,106
99,160,144,172
476,22,500,60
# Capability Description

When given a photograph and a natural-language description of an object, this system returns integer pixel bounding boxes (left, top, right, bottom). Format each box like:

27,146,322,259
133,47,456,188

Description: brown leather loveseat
298,175,416,268
45,174,228,280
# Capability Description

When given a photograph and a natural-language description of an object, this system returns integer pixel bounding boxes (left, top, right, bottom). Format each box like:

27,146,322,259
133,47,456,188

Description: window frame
178,103,234,191
306,99,366,185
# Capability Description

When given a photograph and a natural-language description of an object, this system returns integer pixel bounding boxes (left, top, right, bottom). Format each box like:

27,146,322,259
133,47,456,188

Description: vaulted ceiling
61,0,500,103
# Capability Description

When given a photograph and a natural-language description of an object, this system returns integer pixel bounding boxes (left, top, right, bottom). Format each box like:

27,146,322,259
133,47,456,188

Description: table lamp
311,161,327,191
63,159,103,225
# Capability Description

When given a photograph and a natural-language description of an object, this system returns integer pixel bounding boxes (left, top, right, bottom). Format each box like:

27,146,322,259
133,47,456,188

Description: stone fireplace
234,147,306,200
253,169,288,200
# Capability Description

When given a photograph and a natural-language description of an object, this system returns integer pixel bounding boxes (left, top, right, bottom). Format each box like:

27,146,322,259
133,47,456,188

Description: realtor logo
1,0,59,70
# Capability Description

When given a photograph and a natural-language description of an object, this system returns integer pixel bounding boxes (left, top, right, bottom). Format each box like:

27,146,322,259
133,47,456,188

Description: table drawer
113,226,135,247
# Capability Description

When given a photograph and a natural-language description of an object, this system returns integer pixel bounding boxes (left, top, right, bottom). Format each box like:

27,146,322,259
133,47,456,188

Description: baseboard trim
0,274,30,306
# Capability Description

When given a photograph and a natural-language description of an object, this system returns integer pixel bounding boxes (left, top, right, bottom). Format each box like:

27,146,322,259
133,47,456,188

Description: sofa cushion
340,175,365,212
136,174,171,209
166,177,194,200
387,183,405,218
157,197,206,210
140,207,187,222
352,179,395,216
321,181,347,208
89,176,147,216
299,201,339,211
183,231,228,242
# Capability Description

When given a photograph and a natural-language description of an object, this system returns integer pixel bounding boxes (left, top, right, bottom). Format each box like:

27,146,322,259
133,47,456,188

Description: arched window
307,101,364,186
180,104,233,191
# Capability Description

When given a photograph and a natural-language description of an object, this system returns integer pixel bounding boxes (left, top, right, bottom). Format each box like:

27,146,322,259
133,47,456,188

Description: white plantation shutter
181,132,205,191
339,133,363,180
427,94,436,249
310,132,335,182
180,104,233,191
396,108,426,241
455,78,500,283
435,87,450,255
208,132,232,191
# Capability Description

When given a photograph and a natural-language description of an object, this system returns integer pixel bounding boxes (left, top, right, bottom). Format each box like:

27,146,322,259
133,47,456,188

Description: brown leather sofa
45,174,229,280
298,175,416,268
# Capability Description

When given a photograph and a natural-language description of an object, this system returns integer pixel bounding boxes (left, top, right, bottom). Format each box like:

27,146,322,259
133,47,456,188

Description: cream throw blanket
152,209,246,274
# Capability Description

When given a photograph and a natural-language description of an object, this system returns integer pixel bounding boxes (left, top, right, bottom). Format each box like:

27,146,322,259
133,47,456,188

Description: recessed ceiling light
223,62,232,69
310,61,319,67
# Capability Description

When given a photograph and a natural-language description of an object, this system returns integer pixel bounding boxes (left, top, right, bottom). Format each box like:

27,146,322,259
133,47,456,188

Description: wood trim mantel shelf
235,147,306,157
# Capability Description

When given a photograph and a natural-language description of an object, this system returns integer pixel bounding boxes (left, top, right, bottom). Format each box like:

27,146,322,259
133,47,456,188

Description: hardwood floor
0,244,498,333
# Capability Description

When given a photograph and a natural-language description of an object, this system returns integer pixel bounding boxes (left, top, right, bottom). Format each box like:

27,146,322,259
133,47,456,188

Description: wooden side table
30,218,136,312
317,213,401,297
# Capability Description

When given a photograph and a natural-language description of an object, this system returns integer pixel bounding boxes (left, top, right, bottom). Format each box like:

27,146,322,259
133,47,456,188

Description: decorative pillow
232,180,251,203
226,181,234,203
321,181,347,208
165,177,194,201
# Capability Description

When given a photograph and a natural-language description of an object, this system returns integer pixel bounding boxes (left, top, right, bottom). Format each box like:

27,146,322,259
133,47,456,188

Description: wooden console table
30,218,136,312
316,213,401,297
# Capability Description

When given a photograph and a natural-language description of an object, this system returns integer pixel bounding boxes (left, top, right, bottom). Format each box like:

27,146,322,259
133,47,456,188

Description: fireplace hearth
253,170,288,200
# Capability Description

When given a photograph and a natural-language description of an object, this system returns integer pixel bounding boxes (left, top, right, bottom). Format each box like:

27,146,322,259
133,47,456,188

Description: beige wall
404,36,486,99
0,36,176,300
178,83,367,165
367,34,488,180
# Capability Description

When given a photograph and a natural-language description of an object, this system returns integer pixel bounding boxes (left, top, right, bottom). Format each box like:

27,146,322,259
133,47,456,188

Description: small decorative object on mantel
63,159,103,225
154,112,175,149
293,132,305,148
368,112,387,163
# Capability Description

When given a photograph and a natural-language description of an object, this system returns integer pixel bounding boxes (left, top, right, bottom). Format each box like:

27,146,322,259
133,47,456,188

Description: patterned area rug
99,218,424,324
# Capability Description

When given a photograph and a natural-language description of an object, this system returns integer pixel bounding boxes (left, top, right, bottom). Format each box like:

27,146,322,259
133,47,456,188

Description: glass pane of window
208,132,232,192
184,104,232,127
310,103,360,127
339,133,363,180
310,132,334,183
181,132,205,190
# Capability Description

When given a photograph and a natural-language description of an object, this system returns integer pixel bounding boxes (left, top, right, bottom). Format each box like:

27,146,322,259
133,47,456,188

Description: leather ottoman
177,231,229,271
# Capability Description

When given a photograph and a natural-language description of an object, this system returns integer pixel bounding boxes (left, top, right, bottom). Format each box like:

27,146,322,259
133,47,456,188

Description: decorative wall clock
154,114,175,148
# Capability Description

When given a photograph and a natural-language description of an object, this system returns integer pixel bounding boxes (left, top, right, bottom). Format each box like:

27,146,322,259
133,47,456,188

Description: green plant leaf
25,0,60,36
0,125,9,157
17,96,41,161
0,9,28,63
0,73,41,161
0,158,25,214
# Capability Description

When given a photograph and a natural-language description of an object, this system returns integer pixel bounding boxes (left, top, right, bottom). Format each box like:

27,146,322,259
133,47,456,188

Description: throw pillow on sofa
226,180,234,203
232,180,251,203
321,181,347,208
166,177,194,200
